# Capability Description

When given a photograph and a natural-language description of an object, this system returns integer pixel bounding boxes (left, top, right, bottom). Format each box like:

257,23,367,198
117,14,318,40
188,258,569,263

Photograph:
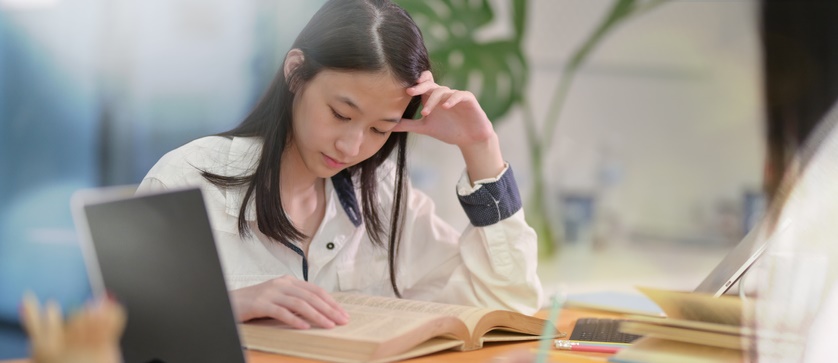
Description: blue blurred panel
0,12,100,193
0,11,9,205
0,1,326,356
0,323,27,359
0,1,99,332
0,181,90,359
0,15,22,360
0,181,93,322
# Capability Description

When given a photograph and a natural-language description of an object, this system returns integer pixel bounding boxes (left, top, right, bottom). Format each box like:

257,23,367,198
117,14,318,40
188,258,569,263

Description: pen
557,345,621,354
554,340,623,354
555,340,632,348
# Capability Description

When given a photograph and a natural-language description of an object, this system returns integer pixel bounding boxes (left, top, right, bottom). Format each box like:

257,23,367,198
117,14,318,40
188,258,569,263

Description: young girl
137,0,542,329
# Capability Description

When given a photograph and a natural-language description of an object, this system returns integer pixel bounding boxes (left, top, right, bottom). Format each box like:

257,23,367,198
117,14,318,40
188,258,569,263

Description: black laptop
72,187,246,363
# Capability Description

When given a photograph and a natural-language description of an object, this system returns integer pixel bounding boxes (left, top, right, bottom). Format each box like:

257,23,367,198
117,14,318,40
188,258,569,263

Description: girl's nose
335,127,363,158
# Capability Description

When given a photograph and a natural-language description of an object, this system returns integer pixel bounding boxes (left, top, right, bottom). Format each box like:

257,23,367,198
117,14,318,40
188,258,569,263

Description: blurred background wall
408,0,763,247
0,0,763,358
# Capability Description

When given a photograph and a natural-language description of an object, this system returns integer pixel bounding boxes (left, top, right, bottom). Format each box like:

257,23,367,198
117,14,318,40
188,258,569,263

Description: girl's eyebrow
337,96,400,123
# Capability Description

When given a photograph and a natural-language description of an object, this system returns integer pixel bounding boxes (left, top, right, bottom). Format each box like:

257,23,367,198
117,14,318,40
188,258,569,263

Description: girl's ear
284,49,305,93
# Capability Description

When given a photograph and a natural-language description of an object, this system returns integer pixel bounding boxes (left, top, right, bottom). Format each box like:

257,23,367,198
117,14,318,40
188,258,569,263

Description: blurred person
747,0,838,362
136,0,542,330
19,293,125,363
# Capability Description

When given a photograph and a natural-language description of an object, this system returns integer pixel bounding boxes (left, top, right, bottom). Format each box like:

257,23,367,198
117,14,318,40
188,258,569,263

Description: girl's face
289,69,412,178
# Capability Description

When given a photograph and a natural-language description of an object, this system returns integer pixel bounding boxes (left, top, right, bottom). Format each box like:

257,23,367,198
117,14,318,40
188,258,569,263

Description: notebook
71,187,247,363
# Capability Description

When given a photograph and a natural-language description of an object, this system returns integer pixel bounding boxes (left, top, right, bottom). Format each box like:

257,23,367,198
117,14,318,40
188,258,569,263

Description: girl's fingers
265,304,310,330
407,71,437,96
272,294,336,329
422,87,454,116
410,70,433,89
20,292,42,337
293,278,343,308
311,289,349,320
103,299,127,334
234,276,350,329
292,280,349,321
44,300,63,339
407,80,437,97
64,309,92,345
285,287,349,326
391,118,423,133
418,70,433,83
442,91,471,108
39,300,64,353
73,298,125,342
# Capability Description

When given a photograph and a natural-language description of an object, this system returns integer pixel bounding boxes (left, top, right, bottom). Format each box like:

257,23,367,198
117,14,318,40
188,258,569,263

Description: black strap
331,170,362,227
277,239,308,281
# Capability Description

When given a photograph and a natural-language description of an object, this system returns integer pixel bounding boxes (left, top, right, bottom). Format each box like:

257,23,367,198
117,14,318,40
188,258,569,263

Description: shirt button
326,242,335,250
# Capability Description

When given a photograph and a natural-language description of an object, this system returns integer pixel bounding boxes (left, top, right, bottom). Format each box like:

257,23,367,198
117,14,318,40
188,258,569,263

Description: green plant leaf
397,0,529,122
432,41,527,121
567,0,637,72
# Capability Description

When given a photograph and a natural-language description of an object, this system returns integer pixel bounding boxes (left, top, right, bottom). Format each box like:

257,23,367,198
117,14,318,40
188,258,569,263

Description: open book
609,287,748,363
238,293,562,363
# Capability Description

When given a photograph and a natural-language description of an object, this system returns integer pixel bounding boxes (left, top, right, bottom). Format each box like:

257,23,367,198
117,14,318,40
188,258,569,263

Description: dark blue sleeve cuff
457,167,523,227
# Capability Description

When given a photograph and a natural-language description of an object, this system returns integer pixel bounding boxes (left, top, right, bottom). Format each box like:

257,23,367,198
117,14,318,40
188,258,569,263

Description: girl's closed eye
371,127,388,135
331,107,350,121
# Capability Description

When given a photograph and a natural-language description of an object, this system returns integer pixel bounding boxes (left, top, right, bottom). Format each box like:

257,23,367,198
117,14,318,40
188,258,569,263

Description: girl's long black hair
202,0,430,297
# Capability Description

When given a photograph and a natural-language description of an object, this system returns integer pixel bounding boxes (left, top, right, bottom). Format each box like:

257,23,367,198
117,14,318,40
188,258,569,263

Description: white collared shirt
137,136,543,315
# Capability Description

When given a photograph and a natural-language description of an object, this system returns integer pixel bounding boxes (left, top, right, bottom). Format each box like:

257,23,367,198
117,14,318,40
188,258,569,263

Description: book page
333,292,491,334
473,310,557,338
240,304,469,362
636,287,743,326
244,304,463,341
480,329,562,343
331,293,553,351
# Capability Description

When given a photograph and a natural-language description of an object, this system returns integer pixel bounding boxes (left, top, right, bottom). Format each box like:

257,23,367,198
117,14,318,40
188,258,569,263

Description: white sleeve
397,165,543,315
136,177,169,195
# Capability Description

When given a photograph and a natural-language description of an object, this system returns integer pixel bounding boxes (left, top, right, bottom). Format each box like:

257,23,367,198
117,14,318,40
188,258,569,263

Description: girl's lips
323,153,347,168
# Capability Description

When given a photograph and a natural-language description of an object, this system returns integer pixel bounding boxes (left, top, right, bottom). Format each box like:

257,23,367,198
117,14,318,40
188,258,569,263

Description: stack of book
609,287,750,363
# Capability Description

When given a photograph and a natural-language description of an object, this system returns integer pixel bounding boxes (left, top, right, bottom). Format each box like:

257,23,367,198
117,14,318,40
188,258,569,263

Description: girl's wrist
459,134,505,183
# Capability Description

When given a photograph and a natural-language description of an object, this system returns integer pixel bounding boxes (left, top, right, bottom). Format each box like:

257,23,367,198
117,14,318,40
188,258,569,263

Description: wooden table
3,307,619,363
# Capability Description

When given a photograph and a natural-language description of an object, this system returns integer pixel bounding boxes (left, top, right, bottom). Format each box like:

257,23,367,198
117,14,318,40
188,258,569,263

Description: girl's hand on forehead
393,71,495,148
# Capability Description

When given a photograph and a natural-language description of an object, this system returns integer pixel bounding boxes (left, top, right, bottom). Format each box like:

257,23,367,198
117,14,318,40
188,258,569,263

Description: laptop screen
692,223,769,296
72,187,246,363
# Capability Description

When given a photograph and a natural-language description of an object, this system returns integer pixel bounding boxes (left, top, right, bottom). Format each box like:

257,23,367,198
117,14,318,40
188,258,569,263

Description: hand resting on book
230,275,350,329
